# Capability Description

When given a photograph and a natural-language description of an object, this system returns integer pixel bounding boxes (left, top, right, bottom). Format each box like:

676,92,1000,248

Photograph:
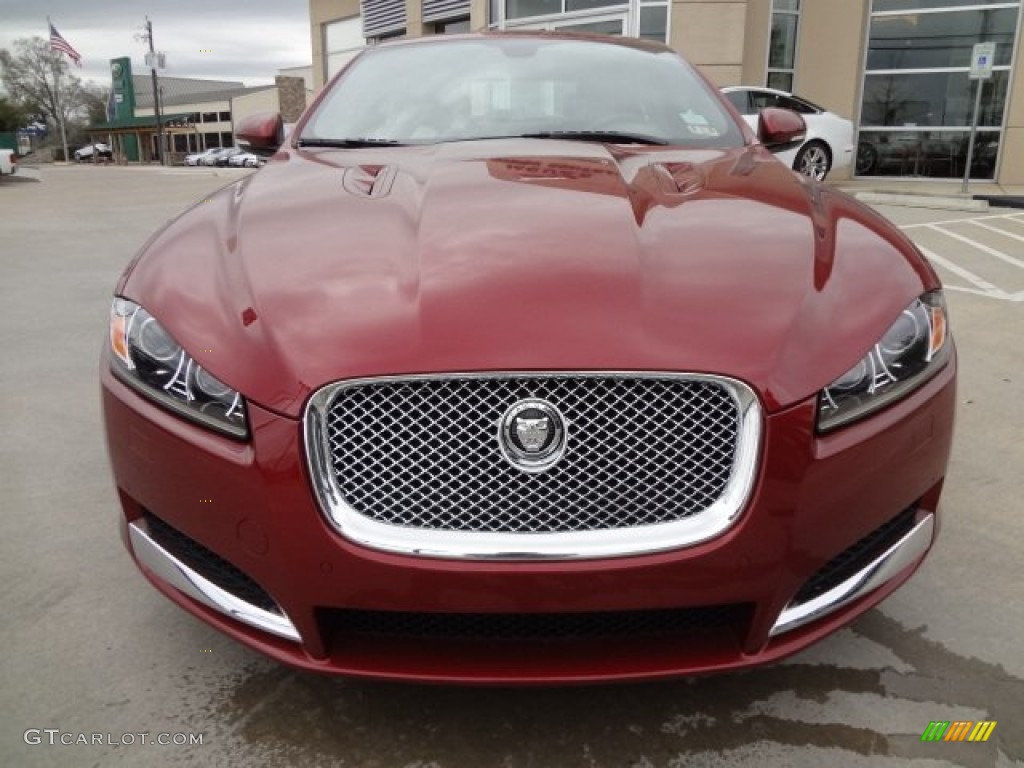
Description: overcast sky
0,0,313,87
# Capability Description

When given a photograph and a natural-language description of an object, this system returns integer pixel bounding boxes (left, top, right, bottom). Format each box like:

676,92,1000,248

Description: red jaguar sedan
102,33,956,683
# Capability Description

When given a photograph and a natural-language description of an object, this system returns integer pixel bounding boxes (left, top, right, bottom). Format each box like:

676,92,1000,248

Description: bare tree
0,37,88,132
80,83,112,125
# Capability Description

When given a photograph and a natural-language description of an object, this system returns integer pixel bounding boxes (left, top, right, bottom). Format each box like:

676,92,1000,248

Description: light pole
144,17,165,165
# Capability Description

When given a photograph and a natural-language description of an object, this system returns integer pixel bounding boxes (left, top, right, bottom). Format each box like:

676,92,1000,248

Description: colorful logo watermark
921,721,997,742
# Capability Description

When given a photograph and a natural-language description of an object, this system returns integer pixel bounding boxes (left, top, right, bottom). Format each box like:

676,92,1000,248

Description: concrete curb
852,191,989,212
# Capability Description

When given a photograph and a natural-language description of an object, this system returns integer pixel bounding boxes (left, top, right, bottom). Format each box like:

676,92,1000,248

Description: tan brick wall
275,76,308,122
470,0,489,30
670,1,749,87
406,0,428,37
1000,12,1024,185
231,89,282,126
310,0,362,90
1000,128,1024,185
793,0,867,122
741,0,770,86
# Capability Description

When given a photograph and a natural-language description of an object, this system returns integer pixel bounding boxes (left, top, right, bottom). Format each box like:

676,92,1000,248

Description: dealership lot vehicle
3,165,1021,767
101,34,956,684
183,148,219,166
227,151,265,168
0,148,16,176
73,143,113,161
198,147,242,166
722,86,855,180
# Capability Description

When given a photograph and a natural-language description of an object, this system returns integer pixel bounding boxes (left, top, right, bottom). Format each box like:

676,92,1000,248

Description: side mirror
757,107,806,153
235,112,284,155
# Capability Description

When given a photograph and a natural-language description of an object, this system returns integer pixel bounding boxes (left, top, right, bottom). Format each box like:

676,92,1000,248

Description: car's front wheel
794,141,831,181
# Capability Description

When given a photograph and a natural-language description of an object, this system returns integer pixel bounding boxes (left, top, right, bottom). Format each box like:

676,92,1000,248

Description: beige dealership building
309,0,1024,184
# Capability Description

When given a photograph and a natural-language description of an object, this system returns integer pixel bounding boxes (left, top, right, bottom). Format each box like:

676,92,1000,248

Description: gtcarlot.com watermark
24,729,204,747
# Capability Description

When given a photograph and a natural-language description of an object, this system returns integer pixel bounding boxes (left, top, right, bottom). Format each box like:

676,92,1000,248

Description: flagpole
52,56,70,164
47,17,71,163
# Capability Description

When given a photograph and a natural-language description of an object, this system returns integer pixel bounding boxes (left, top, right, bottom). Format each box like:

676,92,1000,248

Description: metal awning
86,112,194,133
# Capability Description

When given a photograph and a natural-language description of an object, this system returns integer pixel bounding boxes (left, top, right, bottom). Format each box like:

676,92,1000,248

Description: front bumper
102,355,956,683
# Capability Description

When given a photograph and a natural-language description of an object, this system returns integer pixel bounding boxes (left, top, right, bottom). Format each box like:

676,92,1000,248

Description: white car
0,149,16,176
721,87,854,181
73,143,112,162
227,152,265,168
183,148,219,166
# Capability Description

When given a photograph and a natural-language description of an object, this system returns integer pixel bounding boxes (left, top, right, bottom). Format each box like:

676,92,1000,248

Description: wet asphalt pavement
1,166,1021,767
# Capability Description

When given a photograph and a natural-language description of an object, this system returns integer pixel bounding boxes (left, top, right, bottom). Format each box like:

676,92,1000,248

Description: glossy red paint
757,106,808,150
120,140,937,418
234,111,284,152
103,34,957,682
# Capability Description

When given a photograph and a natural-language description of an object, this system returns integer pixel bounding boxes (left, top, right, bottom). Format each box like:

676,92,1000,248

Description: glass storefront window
436,18,471,33
767,1,800,91
856,129,1001,179
874,0,1003,11
858,0,1020,179
507,0,561,19
638,5,668,41
769,13,798,69
557,18,626,34
862,70,1010,127
500,0,667,43
867,8,1018,69
566,0,624,10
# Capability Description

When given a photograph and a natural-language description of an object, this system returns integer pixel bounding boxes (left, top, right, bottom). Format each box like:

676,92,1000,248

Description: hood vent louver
653,162,706,197
342,164,398,199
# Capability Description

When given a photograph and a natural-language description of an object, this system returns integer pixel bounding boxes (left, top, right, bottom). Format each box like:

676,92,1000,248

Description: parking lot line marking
899,213,1024,230
917,245,1010,299
928,225,1024,270
969,219,1024,244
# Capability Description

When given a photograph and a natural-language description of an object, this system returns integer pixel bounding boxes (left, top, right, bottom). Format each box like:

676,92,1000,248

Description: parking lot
884,208,1024,302
1,165,1022,768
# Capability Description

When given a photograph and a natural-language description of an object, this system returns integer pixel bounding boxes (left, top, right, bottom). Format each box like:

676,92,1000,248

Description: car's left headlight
818,291,950,432
109,298,248,438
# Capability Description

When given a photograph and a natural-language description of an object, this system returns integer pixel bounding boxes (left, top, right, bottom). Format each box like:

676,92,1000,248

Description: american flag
49,22,82,67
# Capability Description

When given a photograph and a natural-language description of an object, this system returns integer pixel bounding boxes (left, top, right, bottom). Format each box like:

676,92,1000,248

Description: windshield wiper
297,137,405,148
514,131,669,146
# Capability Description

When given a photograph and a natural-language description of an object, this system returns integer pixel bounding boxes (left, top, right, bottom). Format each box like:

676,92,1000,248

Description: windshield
300,36,744,148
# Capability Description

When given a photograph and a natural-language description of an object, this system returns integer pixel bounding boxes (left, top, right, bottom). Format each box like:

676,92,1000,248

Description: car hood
121,139,937,418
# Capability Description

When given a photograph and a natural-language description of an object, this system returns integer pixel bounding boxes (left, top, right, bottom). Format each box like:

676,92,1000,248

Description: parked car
73,143,113,162
855,131,1000,178
199,147,242,167
722,86,854,180
183,148,220,166
103,33,955,684
0,148,16,176
215,147,245,167
227,152,265,168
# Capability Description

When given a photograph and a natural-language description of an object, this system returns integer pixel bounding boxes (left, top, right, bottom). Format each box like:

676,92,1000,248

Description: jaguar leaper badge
515,415,549,453
498,399,567,472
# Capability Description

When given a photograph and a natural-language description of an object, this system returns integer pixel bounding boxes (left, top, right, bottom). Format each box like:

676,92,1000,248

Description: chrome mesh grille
321,375,741,534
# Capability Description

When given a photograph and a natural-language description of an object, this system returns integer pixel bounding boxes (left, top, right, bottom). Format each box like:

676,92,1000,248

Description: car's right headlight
817,291,950,432
109,298,248,438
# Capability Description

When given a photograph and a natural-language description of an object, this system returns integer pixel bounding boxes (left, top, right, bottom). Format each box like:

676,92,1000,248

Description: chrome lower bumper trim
128,521,301,643
770,514,935,637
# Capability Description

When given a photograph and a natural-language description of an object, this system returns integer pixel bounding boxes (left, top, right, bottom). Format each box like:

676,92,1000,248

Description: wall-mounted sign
969,42,996,80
